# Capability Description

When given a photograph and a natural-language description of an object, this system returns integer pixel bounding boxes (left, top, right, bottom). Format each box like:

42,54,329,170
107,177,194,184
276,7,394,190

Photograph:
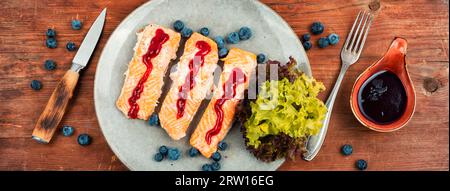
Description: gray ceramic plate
94,0,311,171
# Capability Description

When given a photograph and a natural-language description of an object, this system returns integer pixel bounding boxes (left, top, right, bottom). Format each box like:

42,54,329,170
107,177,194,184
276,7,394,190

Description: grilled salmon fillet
159,33,219,140
190,48,257,157
116,24,181,120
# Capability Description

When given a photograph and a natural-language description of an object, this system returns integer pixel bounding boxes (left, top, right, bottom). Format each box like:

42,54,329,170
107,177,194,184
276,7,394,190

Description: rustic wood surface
0,0,448,171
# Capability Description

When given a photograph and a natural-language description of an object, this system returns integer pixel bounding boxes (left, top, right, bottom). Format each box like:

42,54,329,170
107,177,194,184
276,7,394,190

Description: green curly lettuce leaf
236,58,327,162
244,74,327,149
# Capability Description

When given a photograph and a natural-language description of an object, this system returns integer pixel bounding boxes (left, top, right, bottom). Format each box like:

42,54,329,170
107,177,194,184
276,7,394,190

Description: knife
32,8,107,144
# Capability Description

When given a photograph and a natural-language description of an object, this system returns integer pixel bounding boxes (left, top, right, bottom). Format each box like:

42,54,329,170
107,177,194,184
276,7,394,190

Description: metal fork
303,11,374,161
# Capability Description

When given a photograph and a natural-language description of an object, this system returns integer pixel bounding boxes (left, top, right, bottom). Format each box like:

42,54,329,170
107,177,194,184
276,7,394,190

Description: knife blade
72,8,107,72
32,8,107,144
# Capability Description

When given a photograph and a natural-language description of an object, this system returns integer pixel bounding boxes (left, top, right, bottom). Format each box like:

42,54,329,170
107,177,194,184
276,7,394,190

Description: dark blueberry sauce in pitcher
357,70,407,124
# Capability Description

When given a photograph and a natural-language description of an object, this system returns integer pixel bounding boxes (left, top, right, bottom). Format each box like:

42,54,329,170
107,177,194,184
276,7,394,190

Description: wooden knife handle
32,70,79,144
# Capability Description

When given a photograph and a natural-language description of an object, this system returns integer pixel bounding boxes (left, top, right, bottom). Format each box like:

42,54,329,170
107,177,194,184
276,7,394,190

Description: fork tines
343,11,374,55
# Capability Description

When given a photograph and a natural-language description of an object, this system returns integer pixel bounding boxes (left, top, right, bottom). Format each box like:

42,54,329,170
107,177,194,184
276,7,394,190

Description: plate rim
94,0,311,171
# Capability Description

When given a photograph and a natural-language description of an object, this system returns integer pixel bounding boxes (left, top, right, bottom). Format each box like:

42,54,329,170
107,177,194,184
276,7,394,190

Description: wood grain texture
0,0,448,171
32,70,79,143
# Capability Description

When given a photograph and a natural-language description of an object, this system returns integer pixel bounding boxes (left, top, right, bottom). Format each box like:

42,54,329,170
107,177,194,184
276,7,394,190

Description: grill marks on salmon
190,48,257,158
116,24,181,120
159,33,219,140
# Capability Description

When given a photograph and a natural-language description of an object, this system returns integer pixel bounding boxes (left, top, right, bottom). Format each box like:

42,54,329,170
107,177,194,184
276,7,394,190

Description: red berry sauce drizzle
127,29,170,119
205,68,247,144
176,41,211,119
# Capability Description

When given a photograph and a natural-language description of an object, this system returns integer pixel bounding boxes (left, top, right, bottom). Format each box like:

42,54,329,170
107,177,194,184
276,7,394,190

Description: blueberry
211,151,221,162
62,125,74,137
226,32,240,44
159,145,168,156
46,29,56,38
218,48,229,58
311,22,324,35
202,164,213,171
199,27,210,37
356,159,368,170
77,134,92,146
211,161,221,171
148,114,159,126
218,141,228,151
214,36,226,49
181,27,193,38
328,33,340,45
188,147,199,157
173,20,185,32
302,41,312,51
44,59,56,71
318,37,330,48
71,19,82,30
238,27,252,40
302,33,311,41
257,53,266,64
168,148,181,160
154,153,164,162
341,144,353,156
46,38,57,49
66,42,77,51
30,80,42,90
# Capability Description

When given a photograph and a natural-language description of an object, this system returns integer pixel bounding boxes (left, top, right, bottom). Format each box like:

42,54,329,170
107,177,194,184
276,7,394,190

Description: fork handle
303,63,350,161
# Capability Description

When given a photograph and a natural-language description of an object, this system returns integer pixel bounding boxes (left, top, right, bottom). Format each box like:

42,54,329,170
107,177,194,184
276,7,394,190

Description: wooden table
0,0,448,171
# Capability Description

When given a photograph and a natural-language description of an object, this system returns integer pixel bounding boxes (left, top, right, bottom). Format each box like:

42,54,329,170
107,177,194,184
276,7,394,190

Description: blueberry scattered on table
356,159,368,170
328,33,340,45
148,114,159,126
238,27,252,40
46,28,56,38
154,153,164,162
77,133,92,146
226,32,240,44
62,125,74,137
173,20,185,32
218,141,228,151
218,48,229,58
214,36,226,49
256,53,266,64
46,38,57,49
211,151,221,162
44,59,56,71
318,37,330,48
181,27,193,38
302,33,311,41
302,41,312,51
188,147,199,157
66,42,77,51
159,145,168,156
71,19,82,30
311,22,324,35
202,164,213,171
341,144,353,156
168,148,181,160
30,80,42,90
211,161,221,171
199,27,210,37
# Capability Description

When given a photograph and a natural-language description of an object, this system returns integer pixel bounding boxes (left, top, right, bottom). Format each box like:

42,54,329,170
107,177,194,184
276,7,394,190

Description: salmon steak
190,48,257,157
116,24,181,120
159,33,219,140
